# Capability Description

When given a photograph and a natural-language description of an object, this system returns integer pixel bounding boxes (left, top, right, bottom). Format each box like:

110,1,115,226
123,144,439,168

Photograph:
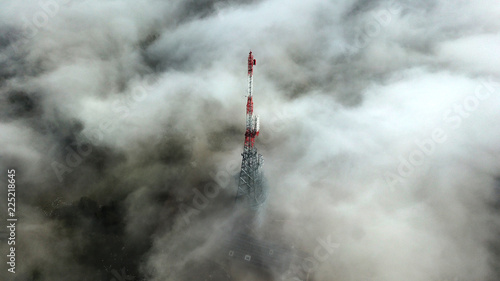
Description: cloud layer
1,0,500,280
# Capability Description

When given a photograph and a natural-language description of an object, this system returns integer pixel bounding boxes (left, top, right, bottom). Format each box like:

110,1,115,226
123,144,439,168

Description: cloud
1,0,500,280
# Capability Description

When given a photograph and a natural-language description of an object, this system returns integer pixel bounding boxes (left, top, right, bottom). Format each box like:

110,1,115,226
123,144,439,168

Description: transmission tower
235,51,267,210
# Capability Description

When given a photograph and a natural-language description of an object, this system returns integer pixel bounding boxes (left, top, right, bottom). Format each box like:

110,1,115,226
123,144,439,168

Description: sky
1,0,500,280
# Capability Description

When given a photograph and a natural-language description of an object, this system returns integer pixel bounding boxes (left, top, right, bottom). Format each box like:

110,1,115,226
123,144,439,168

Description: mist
1,0,500,280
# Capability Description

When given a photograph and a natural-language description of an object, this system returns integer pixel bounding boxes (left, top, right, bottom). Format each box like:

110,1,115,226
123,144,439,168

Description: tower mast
236,51,267,209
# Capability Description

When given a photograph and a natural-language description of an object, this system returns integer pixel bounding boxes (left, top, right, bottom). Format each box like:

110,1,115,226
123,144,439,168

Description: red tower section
244,52,258,149
248,51,256,76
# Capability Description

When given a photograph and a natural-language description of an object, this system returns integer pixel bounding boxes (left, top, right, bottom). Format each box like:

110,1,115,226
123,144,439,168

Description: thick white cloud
1,0,500,280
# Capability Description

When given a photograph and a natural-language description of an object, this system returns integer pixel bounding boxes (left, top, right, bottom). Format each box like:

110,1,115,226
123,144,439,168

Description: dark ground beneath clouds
1,0,500,280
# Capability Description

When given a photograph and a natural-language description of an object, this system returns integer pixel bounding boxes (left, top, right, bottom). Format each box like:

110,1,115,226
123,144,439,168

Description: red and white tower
236,51,267,209
244,52,259,150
